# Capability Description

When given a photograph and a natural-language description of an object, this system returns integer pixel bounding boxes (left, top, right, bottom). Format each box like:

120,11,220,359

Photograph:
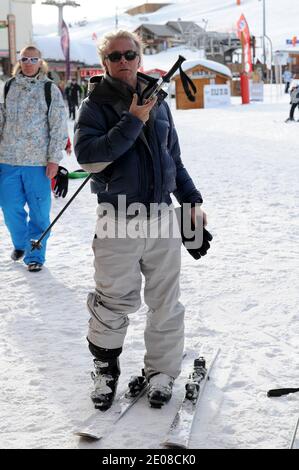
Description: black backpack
4,77,52,113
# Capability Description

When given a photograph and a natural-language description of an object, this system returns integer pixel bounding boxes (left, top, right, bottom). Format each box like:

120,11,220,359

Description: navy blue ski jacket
74,73,203,208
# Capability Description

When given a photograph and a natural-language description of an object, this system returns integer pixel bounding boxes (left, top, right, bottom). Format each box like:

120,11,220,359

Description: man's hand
191,206,207,227
46,162,59,179
129,94,157,123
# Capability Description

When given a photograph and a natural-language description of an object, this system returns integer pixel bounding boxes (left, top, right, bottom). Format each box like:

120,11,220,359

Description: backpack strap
44,80,52,114
4,77,15,106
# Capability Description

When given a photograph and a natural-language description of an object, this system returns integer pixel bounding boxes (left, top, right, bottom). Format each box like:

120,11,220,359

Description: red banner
237,14,252,73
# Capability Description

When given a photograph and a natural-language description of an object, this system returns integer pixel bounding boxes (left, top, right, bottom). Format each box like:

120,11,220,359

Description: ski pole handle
267,387,299,397
146,55,186,101
162,55,186,83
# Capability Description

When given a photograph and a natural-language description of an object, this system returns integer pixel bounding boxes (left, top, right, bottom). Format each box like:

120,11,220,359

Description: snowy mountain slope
33,0,299,64
0,89,298,449
33,0,299,68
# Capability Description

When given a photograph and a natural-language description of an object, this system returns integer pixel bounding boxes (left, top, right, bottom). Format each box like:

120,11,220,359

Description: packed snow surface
0,87,298,449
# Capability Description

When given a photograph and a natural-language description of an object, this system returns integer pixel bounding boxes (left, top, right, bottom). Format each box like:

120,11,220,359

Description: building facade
0,0,35,76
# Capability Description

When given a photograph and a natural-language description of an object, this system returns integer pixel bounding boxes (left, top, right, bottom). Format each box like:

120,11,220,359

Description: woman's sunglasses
105,50,139,63
20,57,40,64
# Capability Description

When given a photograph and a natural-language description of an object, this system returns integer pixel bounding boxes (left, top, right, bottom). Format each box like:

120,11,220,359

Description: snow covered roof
34,35,99,65
166,21,205,35
135,23,177,37
174,58,232,78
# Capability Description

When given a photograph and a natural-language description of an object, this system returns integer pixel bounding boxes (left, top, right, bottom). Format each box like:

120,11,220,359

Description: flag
237,14,252,73
61,19,70,80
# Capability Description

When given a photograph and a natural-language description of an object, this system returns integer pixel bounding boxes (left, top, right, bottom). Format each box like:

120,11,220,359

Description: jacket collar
88,72,158,105
15,71,48,86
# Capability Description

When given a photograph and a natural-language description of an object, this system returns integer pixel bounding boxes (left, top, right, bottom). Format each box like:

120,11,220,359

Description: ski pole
290,416,299,450
31,173,92,251
146,55,186,101
267,387,299,397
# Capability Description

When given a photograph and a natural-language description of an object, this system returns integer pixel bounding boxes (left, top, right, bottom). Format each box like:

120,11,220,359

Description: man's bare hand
191,206,207,227
46,162,59,179
129,93,157,123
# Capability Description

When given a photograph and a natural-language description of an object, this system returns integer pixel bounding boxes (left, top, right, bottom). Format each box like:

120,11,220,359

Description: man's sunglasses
20,57,40,64
105,50,139,63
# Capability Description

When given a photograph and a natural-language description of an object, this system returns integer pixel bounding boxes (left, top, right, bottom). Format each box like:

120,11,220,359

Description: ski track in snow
0,88,298,449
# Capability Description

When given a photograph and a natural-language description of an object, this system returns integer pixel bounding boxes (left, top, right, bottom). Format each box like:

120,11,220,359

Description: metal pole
31,173,92,251
58,5,63,35
265,34,273,84
262,0,266,79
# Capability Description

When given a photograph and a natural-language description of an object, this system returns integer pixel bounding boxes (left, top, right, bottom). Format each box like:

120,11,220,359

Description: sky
32,0,173,24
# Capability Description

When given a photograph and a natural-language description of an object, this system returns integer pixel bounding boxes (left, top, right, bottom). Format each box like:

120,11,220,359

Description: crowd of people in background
56,77,88,120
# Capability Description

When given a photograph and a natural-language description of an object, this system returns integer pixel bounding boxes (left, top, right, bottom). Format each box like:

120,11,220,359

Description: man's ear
103,59,108,73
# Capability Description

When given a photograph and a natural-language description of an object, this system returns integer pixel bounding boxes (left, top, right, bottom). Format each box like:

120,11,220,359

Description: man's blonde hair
12,45,48,76
97,30,143,64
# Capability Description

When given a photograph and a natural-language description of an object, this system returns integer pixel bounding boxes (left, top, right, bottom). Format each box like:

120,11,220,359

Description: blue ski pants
0,164,51,265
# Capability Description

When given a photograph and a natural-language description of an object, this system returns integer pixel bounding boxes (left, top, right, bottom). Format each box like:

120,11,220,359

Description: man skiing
74,30,207,410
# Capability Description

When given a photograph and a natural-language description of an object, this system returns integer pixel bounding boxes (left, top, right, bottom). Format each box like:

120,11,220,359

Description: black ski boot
147,373,174,408
91,358,120,411
11,249,25,261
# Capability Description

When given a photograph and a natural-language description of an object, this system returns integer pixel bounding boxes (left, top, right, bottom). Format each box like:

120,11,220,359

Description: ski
74,352,189,441
290,416,299,450
267,387,299,397
161,348,220,449
74,375,148,440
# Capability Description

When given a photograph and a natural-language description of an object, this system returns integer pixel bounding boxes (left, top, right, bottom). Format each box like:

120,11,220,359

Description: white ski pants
87,205,185,379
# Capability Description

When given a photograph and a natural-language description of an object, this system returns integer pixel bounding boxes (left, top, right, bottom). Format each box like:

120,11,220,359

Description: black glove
53,166,69,198
175,206,213,260
185,227,213,260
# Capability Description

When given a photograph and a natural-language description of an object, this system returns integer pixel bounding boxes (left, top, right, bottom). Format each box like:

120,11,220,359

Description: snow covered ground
0,86,298,449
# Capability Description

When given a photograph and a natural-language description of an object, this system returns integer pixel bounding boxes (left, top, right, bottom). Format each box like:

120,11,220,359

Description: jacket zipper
138,153,147,201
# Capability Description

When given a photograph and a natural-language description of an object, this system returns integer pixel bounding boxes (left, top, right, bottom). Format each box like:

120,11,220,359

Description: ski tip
74,431,101,441
162,440,188,449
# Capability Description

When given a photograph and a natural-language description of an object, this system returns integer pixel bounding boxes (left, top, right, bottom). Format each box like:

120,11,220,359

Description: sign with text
249,80,264,101
80,69,103,78
286,38,299,45
204,84,231,108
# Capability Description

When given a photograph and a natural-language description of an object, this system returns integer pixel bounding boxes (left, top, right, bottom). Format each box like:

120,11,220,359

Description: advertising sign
237,14,252,73
61,19,70,80
249,81,264,101
204,84,231,108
